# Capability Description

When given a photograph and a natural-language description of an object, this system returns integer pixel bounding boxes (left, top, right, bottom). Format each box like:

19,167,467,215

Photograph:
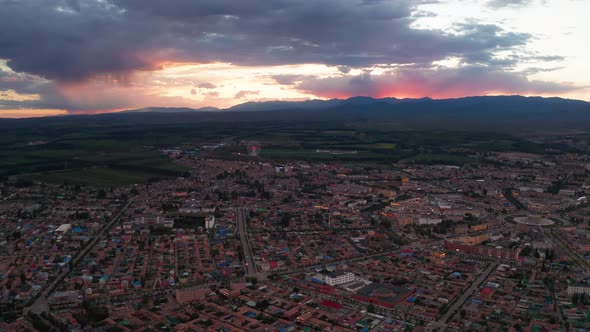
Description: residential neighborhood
1,151,590,331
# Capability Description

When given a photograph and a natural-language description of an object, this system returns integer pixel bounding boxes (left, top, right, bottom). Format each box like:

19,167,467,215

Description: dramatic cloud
0,0,167,82
0,0,586,116
0,0,533,81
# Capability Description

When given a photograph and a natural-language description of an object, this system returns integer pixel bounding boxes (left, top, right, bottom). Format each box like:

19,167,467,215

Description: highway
236,208,257,277
25,199,133,315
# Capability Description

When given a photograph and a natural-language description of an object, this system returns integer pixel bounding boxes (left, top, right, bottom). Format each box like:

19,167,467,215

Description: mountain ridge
120,95,589,114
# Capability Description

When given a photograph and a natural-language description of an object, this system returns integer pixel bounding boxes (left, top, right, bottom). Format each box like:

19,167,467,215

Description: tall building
247,141,261,156
325,271,355,286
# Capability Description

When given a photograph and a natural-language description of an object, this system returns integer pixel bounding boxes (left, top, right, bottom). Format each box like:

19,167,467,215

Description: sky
0,0,589,118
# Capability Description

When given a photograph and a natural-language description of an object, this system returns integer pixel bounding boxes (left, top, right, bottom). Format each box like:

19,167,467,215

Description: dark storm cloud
0,0,536,82
111,0,281,19
0,0,167,82
114,0,534,69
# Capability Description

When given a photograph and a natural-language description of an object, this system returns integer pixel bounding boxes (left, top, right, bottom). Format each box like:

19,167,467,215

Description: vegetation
0,112,564,186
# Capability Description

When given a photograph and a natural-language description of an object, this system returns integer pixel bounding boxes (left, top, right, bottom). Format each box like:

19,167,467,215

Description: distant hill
121,106,219,113
225,99,343,112
119,95,590,114
2,95,590,132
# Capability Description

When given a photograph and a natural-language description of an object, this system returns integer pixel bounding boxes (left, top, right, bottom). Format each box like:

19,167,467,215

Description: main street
545,228,590,273
25,199,134,315
236,207,257,277
429,262,498,331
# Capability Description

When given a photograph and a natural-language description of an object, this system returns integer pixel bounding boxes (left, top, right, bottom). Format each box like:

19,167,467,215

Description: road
277,248,402,276
429,262,498,331
545,228,590,273
236,208,257,277
482,173,528,211
25,199,133,315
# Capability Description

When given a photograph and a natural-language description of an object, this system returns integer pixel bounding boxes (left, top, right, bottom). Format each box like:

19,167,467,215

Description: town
1,148,590,332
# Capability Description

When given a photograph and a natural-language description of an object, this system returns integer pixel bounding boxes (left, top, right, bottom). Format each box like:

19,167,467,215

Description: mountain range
121,95,590,114
2,95,590,132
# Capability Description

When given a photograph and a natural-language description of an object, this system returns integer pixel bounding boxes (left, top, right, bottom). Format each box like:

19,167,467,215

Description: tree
87,305,109,322
367,304,376,313
257,299,270,310
382,220,392,229
97,189,107,199
281,212,292,227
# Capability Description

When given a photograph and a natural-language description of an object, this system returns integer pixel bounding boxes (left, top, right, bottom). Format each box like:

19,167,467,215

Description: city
2,0,590,331
2,146,590,331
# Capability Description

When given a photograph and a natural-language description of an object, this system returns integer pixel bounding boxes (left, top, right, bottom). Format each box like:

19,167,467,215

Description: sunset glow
1,0,589,118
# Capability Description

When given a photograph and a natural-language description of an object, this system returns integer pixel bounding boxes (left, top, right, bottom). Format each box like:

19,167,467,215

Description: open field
25,167,167,186
1,112,585,185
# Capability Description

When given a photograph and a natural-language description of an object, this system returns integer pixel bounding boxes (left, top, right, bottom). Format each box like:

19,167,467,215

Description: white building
567,283,590,296
325,271,355,286
205,215,216,229
418,218,442,225
54,224,72,235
